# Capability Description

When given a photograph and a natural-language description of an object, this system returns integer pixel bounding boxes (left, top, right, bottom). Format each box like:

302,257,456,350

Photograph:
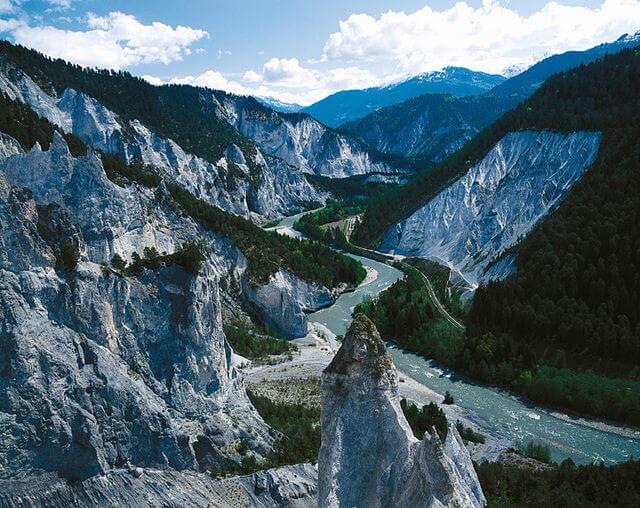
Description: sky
1,0,639,105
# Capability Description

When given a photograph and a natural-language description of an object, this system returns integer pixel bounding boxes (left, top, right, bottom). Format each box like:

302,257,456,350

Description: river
269,210,640,465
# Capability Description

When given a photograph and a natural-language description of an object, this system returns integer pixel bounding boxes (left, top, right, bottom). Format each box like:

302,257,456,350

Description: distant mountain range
257,30,640,134
341,93,520,162
300,67,506,127
255,96,303,113
343,31,640,163
491,31,640,97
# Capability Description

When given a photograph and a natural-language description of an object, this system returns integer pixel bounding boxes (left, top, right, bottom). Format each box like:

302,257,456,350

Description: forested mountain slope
466,90,640,374
341,93,519,162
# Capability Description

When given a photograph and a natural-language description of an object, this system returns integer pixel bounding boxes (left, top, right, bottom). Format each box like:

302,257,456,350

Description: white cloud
141,75,164,86
45,0,73,9
321,0,640,74
324,66,379,89
168,70,251,96
2,11,208,70
261,57,320,87
243,70,262,83
0,18,20,32
238,57,381,103
0,0,16,13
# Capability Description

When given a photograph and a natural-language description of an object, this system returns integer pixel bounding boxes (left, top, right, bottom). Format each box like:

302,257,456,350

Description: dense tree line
105,243,208,277
401,399,449,441
405,257,466,319
401,398,485,446
358,264,640,426
514,441,552,464
246,390,320,466
353,48,640,246
223,319,295,360
355,268,436,337
293,198,365,244
297,199,366,227
355,268,464,367
305,173,398,199
477,459,640,507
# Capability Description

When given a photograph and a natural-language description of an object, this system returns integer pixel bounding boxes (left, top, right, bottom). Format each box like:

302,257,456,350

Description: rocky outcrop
318,315,485,507
218,95,404,178
381,130,601,289
244,269,335,339
0,464,318,507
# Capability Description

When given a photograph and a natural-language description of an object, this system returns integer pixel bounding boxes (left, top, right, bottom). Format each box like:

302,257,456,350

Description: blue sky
1,1,639,104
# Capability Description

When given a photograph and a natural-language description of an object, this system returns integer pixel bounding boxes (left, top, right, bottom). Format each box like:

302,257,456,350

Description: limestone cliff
219,95,404,178
0,139,278,483
243,269,335,339
0,91,332,505
318,315,485,507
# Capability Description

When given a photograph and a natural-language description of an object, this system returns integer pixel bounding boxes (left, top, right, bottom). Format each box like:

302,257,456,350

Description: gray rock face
0,131,283,485
0,173,55,271
219,95,404,178
1,131,186,264
381,130,601,288
0,464,318,507
244,269,335,339
0,64,322,219
318,315,485,508
0,112,345,501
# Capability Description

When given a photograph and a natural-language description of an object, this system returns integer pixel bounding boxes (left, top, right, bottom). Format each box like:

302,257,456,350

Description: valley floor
242,321,511,463
260,213,640,466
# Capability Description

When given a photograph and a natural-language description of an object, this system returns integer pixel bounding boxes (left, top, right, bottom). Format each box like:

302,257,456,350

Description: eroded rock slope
0,65,321,219
219,95,403,178
381,130,601,289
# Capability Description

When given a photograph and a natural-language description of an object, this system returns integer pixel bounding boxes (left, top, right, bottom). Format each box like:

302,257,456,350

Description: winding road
341,216,464,331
